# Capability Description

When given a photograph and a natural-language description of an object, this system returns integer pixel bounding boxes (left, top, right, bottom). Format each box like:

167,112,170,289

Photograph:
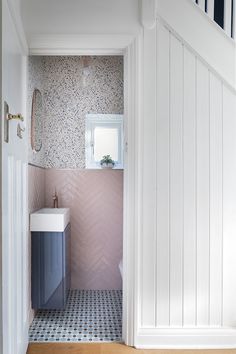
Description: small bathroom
28,56,124,343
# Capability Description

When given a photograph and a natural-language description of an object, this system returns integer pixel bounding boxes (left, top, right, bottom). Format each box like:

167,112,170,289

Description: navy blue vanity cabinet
32,223,71,310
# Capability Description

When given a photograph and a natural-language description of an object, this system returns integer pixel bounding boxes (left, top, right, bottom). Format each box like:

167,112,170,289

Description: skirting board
135,328,236,349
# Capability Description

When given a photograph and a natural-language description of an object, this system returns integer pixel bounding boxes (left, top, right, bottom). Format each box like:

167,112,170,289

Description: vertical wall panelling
138,20,236,345
169,34,184,327
209,74,223,327
16,160,23,348
6,156,15,354
22,163,28,328
222,85,236,327
141,26,157,328
183,47,196,327
2,1,28,351
196,60,210,326
156,24,170,327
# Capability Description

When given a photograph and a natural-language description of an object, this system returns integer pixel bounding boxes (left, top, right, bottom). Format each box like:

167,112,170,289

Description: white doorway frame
28,33,143,347
0,0,2,350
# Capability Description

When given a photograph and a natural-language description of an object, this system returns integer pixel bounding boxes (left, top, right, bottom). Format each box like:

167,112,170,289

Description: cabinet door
63,223,71,297
42,232,63,304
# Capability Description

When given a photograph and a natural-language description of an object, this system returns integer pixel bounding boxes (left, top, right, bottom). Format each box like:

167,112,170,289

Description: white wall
21,0,141,41
136,18,236,348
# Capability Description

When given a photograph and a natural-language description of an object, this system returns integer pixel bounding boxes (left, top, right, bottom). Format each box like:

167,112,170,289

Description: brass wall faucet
52,190,59,208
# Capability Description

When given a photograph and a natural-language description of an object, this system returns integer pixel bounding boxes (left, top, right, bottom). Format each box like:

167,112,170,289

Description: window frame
85,113,124,169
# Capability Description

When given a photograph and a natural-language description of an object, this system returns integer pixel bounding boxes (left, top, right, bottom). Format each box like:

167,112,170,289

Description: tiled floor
29,290,122,343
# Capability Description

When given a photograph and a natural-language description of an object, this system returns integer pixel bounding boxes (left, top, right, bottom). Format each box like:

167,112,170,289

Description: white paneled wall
222,85,236,327
138,19,236,346
169,34,184,327
182,46,196,327
156,24,170,327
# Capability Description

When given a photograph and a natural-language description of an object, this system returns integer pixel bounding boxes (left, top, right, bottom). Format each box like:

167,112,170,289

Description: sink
30,208,70,232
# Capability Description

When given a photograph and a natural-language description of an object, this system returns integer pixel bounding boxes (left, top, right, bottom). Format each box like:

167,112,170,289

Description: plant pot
101,162,114,169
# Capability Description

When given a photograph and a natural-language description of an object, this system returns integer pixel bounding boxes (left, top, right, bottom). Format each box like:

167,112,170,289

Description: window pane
94,127,118,162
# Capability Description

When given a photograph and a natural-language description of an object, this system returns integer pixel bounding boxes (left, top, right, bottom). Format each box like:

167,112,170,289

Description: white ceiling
21,0,141,41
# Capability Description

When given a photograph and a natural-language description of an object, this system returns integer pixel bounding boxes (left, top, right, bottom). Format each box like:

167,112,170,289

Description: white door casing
2,0,28,353
27,33,142,347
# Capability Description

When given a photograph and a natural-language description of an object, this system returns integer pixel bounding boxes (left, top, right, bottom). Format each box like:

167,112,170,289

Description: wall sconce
82,56,91,87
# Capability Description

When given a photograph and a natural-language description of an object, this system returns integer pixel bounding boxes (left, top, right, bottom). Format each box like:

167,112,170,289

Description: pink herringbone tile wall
28,164,46,323
45,169,123,290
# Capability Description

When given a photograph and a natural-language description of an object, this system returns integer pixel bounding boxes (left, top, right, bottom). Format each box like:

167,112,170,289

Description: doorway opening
28,55,124,343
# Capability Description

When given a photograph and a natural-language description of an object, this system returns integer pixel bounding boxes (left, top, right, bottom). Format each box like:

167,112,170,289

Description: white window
85,114,124,169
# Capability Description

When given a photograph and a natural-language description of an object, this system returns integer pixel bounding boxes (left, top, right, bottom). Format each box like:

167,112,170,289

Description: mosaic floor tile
29,290,122,342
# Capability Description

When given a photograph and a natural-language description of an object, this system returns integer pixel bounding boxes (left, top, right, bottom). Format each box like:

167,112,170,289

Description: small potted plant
100,155,115,169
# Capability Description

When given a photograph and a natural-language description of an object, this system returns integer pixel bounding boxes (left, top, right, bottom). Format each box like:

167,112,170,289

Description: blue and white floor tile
29,290,122,343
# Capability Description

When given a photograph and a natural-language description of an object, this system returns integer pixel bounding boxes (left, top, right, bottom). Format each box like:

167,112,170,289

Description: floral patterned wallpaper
28,56,124,168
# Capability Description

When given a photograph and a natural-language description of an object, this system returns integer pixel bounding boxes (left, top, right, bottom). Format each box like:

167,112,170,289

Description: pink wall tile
45,169,123,290
28,165,45,213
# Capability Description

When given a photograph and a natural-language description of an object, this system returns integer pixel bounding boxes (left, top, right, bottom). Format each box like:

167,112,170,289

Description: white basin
30,208,70,232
